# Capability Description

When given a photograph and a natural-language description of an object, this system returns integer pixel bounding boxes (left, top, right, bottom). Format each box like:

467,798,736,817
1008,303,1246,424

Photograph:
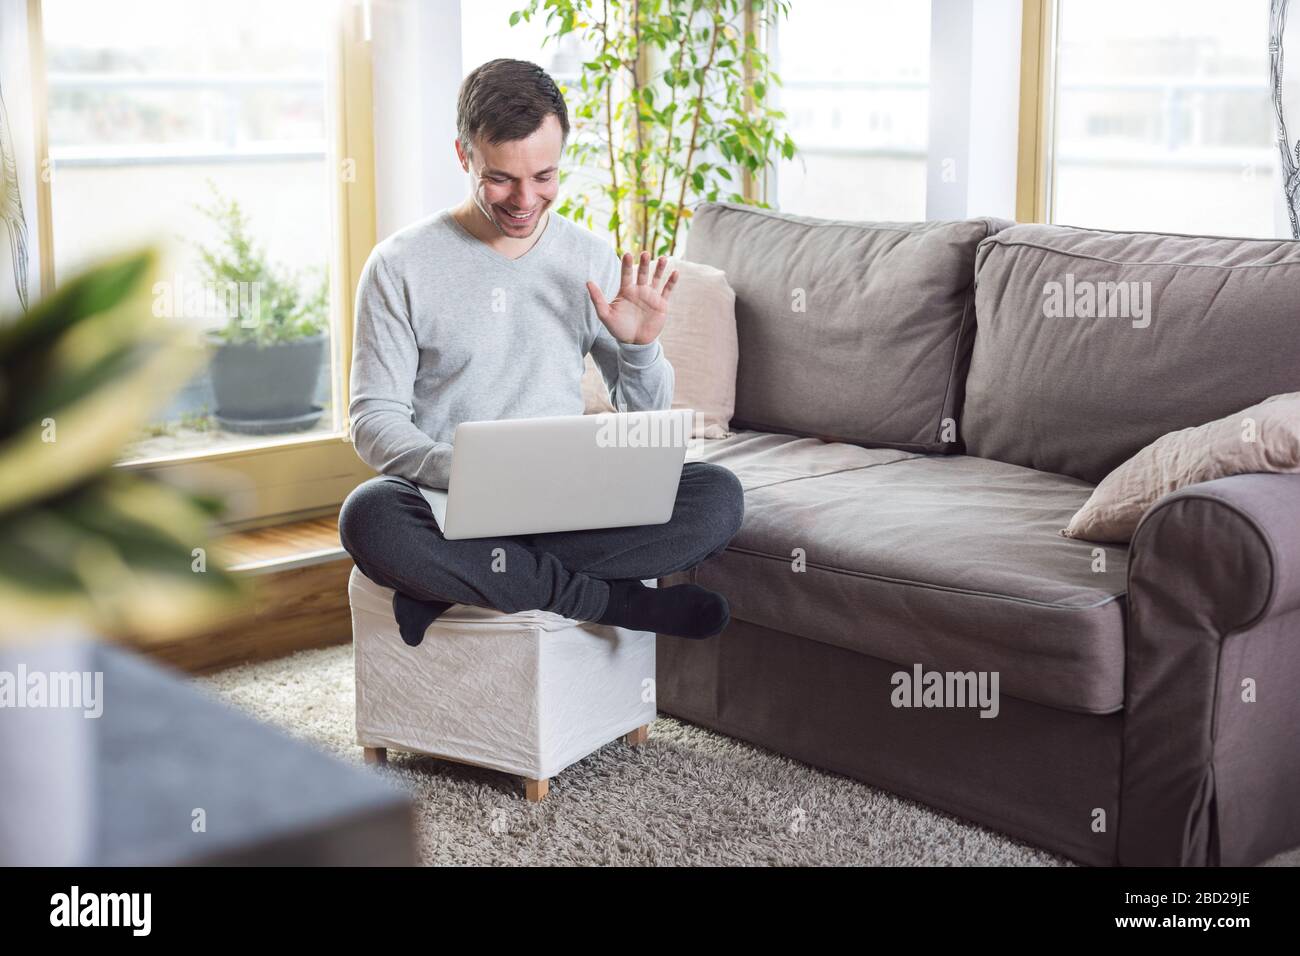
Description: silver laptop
420,409,693,540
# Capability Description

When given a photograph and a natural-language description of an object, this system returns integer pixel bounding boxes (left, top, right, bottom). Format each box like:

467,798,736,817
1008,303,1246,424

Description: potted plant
194,186,330,435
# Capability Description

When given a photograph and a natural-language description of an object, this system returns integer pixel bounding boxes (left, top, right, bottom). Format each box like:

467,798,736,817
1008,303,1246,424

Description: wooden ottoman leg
624,724,649,747
524,777,549,802
363,747,387,766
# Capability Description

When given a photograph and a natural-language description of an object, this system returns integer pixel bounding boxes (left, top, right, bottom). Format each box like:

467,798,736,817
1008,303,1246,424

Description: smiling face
456,112,564,239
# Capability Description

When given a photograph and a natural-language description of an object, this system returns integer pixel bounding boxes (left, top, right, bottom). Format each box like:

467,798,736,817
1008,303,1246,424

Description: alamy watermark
153,273,262,328
1042,274,1152,329
891,664,999,718
50,887,150,936
0,665,103,718
595,412,693,448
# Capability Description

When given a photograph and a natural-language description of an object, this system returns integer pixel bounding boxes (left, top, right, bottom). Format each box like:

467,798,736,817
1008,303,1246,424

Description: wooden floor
140,510,356,675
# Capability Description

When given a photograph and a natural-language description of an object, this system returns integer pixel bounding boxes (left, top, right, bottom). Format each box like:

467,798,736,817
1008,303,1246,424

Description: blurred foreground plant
0,248,246,645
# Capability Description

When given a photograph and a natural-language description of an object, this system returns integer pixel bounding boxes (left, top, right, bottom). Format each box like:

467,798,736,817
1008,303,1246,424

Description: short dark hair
456,58,570,160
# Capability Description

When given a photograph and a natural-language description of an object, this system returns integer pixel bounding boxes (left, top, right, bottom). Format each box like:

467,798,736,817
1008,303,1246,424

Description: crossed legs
338,461,744,642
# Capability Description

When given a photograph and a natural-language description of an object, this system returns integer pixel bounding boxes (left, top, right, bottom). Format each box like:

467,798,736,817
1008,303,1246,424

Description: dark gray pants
338,461,745,622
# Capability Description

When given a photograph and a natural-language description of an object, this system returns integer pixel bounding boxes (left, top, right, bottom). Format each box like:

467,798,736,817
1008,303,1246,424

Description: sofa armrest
1120,472,1300,865
1131,472,1300,630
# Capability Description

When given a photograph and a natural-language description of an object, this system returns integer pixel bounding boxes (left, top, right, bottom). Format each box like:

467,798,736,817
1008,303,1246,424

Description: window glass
43,0,339,459
1051,0,1275,236
771,0,930,220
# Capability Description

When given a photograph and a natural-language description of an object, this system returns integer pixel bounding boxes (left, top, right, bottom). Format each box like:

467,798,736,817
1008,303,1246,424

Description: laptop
417,409,693,540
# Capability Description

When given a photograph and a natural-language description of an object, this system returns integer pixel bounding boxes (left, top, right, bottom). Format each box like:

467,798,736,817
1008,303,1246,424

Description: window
1045,0,1276,236
40,0,355,463
461,0,591,79
769,0,930,220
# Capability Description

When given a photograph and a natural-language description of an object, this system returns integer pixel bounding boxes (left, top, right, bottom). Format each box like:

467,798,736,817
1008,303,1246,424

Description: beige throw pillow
1062,392,1300,543
581,353,616,414
581,257,738,438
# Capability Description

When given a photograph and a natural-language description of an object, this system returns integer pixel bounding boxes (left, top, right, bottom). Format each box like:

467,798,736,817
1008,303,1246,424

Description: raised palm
586,251,679,345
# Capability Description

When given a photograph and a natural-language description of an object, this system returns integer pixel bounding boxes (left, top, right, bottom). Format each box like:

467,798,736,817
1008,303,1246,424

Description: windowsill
117,430,352,470
215,510,348,575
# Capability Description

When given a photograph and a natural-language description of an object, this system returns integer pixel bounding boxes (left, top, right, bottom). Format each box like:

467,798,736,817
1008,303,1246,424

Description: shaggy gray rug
195,644,1300,866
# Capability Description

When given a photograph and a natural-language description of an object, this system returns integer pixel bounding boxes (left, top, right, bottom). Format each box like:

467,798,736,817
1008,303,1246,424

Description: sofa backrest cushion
683,201,1010,453
964,223,1300,483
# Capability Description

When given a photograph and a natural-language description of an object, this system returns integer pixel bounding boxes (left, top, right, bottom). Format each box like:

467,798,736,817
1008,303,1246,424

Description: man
338,58,744,647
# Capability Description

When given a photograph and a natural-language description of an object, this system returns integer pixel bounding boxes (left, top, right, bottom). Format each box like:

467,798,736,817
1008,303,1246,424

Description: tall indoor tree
510,0,796,256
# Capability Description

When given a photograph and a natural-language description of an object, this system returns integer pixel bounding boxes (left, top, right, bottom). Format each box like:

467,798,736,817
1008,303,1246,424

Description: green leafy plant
193,183,328,347
510,0,795,255
179,406,216,433
138,420,176,439
0,248,246,645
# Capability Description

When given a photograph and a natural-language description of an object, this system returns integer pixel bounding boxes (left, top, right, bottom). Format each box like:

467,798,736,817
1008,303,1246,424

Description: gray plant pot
207,333,326,435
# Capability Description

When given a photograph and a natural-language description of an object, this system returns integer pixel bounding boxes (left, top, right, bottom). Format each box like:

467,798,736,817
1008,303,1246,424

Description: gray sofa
660,201,1300,866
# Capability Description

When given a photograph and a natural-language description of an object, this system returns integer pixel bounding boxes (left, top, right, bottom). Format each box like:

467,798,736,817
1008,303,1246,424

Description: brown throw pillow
1062,392,1300,543
581,257,738,438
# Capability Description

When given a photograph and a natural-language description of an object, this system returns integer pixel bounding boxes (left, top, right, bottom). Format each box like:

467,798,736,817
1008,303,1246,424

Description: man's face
458,112,564,238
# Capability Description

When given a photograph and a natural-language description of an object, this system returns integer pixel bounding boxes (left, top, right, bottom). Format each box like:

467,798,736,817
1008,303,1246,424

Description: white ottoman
349,567,657,800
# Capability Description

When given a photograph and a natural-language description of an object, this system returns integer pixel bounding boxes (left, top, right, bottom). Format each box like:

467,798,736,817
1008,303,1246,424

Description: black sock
391,591,454,647
595,579,730,639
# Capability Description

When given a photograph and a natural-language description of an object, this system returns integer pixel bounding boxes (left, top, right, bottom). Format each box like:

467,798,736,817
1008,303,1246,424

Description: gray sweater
348,208,676,490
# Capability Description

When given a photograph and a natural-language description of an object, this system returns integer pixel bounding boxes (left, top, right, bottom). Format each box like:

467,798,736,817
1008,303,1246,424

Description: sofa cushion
683,202,1010,453
689,431,1129,714
964,224,1300,483
685,427,921,485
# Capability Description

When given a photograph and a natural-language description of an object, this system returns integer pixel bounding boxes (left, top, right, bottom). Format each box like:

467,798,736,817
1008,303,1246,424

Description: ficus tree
510,0,796,256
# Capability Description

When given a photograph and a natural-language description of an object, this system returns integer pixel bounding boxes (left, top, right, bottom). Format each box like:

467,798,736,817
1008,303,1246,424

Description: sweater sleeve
587,248,676,412
347,249,454,488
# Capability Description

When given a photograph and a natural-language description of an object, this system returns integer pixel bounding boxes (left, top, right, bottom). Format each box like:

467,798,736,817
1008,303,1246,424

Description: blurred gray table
1,640,413,866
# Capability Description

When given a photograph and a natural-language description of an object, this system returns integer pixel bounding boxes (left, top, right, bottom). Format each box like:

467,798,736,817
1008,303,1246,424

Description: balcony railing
777,75,1274,171
46,71,327,167
47,71,1277,173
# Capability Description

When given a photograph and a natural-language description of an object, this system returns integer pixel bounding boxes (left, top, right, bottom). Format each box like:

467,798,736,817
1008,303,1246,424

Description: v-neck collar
443,206,557,267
